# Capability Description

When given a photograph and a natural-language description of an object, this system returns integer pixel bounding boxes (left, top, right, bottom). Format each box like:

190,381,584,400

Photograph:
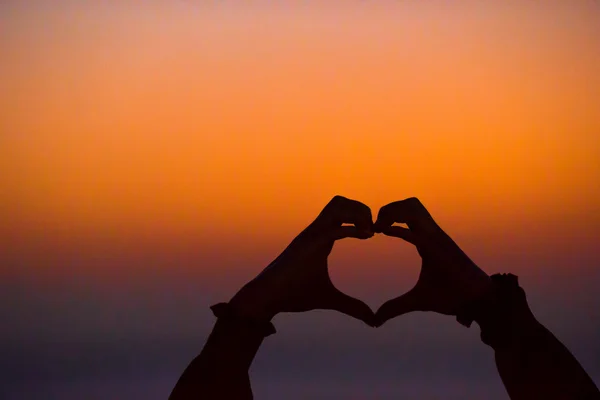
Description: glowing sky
2,1,599,399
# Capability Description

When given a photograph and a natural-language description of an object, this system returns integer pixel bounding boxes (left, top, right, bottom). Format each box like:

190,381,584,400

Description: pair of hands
229,196,492,327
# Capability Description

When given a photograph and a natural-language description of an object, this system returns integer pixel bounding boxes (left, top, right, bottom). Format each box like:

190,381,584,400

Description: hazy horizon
2,1,599,399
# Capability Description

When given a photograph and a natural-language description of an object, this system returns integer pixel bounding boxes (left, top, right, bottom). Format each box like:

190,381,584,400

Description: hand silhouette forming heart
229,195,492,328
171,195,600,400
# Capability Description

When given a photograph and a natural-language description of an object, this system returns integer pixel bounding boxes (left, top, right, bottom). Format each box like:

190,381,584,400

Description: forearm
493,316,600,399
458,274,600,400
169,303,275,400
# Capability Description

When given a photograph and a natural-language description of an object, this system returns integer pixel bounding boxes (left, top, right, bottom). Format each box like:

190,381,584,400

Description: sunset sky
2,1,599,399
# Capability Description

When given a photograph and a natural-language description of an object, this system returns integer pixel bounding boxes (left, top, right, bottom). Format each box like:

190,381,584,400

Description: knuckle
331,195,347,205
359,202,372,216
376,205,390,220
407,197,422,206
407,197,428,213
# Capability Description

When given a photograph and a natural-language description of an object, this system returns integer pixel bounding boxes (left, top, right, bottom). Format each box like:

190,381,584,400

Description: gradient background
2,1,600,399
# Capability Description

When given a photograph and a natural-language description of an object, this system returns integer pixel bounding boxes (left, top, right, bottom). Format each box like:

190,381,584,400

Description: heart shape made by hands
325,197,492,327
326,232,420,317
230,196,491,329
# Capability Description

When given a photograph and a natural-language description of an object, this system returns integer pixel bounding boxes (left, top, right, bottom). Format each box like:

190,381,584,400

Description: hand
229,196,377,327
373,197,492,326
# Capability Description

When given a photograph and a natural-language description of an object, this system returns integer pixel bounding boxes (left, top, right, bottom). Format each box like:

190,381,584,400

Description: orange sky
2,1,599,278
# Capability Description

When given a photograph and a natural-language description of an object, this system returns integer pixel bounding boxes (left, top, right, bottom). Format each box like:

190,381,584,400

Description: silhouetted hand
228,195,377,326
373,197,491,326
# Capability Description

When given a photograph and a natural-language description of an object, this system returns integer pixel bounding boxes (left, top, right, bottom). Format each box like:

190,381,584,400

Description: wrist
229,285,278,322
229,299,277,322
211,302,277,338
456,273,540,349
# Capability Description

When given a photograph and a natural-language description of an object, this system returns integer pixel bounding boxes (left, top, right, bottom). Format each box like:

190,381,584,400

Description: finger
330,225,374,241
319,195,374,232
380,226,419,245
311,226,372,258
374,289,421,327
326,289,377,327
374,197,434,233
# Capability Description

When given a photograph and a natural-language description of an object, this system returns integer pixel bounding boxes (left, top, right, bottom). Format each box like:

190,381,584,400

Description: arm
373,197,600,400
168,196,376,400
168,304,274,400
460,273,600,400
495,319,600,399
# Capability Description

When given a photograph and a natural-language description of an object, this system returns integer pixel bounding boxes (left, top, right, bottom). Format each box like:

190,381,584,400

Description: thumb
325,289,377,327
310,226,373,254
375,288,422,327
331,225,374,241
380,226,419,245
